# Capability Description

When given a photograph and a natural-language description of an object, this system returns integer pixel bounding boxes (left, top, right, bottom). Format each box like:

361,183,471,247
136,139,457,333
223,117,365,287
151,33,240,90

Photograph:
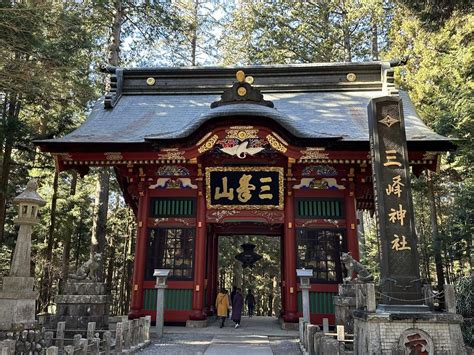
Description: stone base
281,321,299,330
186,319,208,328
0,298,37,330
334,295,356,334
0,276,37,331
52,281,110,329
354,310,467,354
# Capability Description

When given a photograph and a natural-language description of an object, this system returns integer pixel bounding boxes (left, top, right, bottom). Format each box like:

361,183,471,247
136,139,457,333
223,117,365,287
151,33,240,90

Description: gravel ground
138,333,302,354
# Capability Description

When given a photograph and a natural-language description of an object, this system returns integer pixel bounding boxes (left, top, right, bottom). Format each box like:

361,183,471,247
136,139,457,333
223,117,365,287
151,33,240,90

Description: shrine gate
37,62,452,325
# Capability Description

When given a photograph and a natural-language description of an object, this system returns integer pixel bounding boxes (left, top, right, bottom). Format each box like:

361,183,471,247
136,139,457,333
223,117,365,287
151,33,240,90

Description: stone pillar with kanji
368,96,424,309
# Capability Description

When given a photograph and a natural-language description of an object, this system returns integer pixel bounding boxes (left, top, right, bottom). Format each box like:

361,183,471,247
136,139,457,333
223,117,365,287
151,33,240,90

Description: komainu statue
341,252,374,283
69,253,102,281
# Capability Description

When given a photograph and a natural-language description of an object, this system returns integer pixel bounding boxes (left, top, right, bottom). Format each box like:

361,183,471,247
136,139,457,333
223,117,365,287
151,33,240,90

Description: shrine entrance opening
206,223,283,320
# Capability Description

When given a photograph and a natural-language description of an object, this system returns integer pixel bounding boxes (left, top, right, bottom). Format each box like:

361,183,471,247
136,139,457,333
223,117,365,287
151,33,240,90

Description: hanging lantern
235,243,262,268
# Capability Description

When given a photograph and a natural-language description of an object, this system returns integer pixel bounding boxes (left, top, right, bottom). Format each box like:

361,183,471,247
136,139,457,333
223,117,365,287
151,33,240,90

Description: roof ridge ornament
210,70,274,109
99,64,124,109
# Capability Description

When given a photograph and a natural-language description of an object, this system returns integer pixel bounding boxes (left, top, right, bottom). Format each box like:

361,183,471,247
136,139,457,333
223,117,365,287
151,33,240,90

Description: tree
219,0,393,65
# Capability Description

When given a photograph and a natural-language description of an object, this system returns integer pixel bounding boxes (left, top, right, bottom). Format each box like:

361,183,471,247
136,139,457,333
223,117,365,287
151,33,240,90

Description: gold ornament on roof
146,77,156,86
346,73,357,82
236,70,246,82
245,76,254,84
237,87,247,96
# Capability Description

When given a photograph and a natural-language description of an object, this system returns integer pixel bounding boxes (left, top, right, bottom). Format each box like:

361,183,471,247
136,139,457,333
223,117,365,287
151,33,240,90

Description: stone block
322,318,329,333
144,316,151,341
338,284,356,297
103,331,111,354
444,284,457,313
87,322,96,341
1,276,34,291
0,339,15,355
313,332,325,355
321,337,341,355
306,325,320,355
46,346,58,355
0,298,37,330
281,321,298,330
115,322,123,353
365,284,376,312
334,295,356,334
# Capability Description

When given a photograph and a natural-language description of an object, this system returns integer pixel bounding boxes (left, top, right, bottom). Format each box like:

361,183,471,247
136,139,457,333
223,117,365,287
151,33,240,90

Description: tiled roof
41,90,447,144
36,62,452,148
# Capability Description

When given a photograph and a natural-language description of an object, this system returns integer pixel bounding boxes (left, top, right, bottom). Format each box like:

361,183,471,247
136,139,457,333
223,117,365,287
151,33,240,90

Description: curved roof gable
36,62,452,150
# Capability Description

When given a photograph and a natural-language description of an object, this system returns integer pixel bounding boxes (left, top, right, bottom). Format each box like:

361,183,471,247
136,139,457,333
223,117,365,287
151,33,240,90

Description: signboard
368,96,423,305
205,167,284,210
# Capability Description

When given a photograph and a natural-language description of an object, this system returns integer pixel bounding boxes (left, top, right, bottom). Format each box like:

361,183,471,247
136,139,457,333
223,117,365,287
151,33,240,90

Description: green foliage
219,0,393,65
219,235,281,316
455,276,474,346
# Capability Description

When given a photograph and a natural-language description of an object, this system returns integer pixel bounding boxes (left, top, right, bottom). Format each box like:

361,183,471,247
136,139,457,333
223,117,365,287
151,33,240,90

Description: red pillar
129,185,149,319
283,173,298,323
205,232,215,315
190,187,207,320
345,183,360,261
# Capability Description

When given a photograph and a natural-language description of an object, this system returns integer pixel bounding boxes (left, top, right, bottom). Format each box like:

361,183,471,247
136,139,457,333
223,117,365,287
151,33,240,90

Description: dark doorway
217,233,282,317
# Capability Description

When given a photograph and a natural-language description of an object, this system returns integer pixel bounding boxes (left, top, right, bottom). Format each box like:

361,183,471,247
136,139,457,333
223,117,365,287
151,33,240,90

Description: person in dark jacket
231,288,244,328
230,286,237,304
245,289,256,317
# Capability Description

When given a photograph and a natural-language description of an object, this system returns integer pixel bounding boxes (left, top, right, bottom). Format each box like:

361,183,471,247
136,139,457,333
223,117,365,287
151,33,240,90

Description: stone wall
0,316,151,354
354,311,466,354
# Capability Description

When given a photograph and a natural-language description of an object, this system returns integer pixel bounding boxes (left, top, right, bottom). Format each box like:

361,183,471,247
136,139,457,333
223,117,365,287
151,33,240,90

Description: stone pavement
139,316,301,354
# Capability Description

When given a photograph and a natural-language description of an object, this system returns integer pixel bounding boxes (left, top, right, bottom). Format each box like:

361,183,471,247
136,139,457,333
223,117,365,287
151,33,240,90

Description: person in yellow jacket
215,288,230,328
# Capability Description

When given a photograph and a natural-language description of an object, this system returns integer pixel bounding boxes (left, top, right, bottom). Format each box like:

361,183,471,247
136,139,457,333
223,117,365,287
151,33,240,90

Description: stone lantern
11,180,46,277
296,268,313,323
0,179,45,330
154,269,171,338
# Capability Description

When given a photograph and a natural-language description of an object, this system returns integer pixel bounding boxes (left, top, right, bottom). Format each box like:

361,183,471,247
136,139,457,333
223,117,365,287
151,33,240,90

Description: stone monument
0,180,45,330
352,95,467,354
53,253,110,329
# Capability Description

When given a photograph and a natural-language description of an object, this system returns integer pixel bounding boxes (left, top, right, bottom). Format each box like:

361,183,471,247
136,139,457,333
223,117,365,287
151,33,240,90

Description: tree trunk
190,0,198,66
39,169,59,312
232,236,243,288
90,0,123,282
357,210,366,260
370,14,379,60
341,9,352,62
59,171,77,292
427,171,445,291
91,169,110,280
0,95,20,242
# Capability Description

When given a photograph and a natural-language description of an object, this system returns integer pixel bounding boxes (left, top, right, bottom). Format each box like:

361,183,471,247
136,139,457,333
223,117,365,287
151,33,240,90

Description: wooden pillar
205,231,215,315
129,183,149,319
212,234,219,300
190,167,207,320
345,182,359,260
283,162,298,323
280,233,286,317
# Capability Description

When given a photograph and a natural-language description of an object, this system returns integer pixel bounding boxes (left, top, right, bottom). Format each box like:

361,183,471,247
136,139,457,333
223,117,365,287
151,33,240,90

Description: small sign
206,167,284,210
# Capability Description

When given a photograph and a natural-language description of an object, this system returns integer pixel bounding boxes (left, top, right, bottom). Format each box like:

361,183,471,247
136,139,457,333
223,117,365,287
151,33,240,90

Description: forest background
0,0,472,337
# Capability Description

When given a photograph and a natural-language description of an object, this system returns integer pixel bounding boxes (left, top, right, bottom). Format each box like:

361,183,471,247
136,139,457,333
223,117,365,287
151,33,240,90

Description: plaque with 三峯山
205,167,284,210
